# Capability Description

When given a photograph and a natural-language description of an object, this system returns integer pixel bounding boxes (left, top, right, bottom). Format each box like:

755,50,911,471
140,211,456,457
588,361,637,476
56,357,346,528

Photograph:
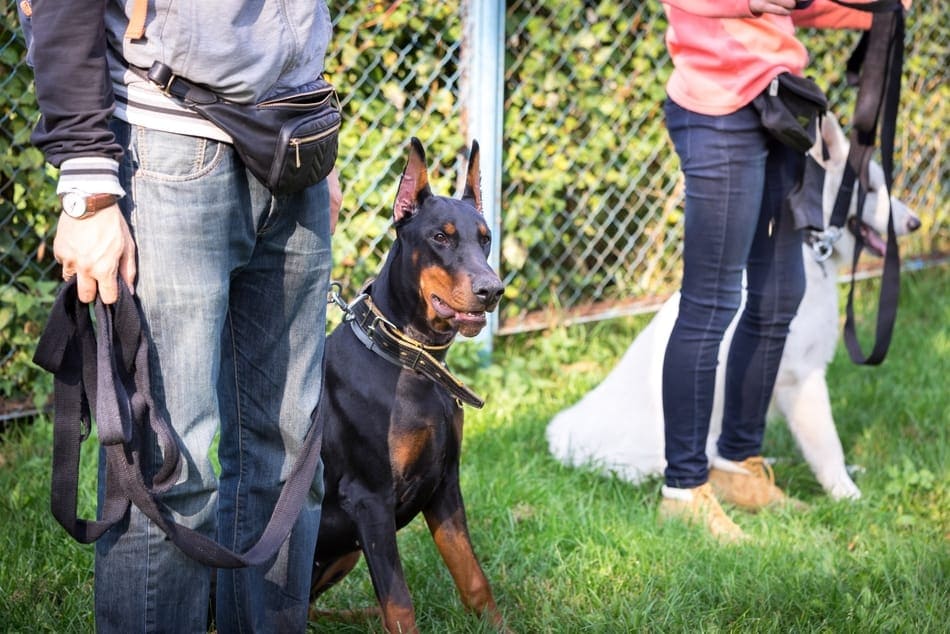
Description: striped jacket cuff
56,157,125,197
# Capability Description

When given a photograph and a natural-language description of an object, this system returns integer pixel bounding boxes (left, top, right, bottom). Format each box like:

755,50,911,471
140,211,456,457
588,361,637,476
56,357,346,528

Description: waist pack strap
138,61,221,106
827,3,905,366
33,279,325,568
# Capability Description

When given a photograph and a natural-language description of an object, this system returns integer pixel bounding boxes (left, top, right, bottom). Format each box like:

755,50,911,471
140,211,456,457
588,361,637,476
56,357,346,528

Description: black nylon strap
827,0,902,12
825,3,905,365
33,279,325,568
143,61,219,105
34,282,129,542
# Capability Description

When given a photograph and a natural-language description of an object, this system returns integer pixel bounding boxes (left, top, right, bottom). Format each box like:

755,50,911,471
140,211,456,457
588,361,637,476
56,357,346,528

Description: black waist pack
752,72,828,152
146,62,341,194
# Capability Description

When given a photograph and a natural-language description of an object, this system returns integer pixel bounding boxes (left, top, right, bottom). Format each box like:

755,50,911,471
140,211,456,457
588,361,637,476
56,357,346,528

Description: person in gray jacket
23,1,340,630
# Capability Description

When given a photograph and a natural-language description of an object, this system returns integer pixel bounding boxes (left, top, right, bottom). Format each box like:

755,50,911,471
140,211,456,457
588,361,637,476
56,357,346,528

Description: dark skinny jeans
662,98,806,489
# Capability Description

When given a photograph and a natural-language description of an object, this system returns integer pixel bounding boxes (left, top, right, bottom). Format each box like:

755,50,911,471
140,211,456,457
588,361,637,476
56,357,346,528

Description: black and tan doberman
309,138,506,633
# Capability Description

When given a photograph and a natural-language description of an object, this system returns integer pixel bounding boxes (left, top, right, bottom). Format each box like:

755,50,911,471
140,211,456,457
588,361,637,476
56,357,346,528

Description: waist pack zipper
259,90,334,109
291,122,342,168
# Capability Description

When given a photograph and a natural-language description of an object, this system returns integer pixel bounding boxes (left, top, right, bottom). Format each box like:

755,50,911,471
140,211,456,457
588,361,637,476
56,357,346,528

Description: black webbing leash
33,279,325,568
828,0,906,365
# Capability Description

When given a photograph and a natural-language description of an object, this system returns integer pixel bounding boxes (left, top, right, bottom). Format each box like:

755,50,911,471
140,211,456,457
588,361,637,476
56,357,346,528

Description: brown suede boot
658,482,748,543
708,456,804,512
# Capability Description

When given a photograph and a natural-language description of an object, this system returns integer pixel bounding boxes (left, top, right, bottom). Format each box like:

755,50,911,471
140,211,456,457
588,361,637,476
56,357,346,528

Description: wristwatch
60,192,118,219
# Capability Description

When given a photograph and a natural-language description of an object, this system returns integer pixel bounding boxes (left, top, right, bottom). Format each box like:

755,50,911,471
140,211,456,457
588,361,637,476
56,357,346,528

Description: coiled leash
33,279,325,568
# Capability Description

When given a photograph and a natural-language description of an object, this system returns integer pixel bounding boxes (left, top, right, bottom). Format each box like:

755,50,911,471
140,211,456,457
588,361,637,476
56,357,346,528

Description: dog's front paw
826,477,862,501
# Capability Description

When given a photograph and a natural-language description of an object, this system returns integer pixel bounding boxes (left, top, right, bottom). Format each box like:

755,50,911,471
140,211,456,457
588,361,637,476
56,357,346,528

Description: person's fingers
120,236,137,296
54,236,76,281
53,204,135,303
76,272,99,304
330,203,340,235
96,274,118,304
749,0,794,15
328,168,342,234
90,250,122,304
120,259,137,295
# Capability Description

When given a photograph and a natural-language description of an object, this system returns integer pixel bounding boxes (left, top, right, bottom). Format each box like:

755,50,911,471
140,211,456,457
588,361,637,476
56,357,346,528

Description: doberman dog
309,138,507,633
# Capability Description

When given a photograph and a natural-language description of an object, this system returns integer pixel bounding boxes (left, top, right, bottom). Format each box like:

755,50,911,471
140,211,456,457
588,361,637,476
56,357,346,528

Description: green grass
1,264,947,633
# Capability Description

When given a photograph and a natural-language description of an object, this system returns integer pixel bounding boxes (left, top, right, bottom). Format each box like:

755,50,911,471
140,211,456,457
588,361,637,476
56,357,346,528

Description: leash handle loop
35,278,326,568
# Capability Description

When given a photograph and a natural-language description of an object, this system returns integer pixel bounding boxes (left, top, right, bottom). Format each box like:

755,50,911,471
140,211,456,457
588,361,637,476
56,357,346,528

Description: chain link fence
2,1,947,418
499,1,948,332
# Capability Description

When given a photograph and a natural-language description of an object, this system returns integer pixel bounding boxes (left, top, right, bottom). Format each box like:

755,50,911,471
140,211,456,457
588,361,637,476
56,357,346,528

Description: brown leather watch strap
84,193,119,213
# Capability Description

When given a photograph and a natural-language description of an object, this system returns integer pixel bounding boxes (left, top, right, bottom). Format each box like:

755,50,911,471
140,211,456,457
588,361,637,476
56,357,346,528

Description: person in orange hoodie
657,0,892,541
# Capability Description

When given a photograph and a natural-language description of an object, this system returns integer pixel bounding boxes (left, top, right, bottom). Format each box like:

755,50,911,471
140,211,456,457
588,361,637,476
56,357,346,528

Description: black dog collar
346,294,485,409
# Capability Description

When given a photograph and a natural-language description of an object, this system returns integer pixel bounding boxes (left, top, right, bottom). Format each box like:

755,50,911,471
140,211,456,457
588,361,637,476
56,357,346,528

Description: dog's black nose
473,275,504,308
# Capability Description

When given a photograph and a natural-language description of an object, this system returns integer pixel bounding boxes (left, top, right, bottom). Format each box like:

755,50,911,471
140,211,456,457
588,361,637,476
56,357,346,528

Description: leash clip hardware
808,226,841,263
327,281,354,319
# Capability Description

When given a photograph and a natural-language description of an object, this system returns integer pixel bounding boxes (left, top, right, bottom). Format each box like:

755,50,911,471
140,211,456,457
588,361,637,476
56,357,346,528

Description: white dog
546,113,920,500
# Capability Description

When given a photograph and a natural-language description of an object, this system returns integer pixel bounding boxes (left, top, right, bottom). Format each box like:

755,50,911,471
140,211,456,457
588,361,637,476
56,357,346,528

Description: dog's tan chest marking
389,424,433,476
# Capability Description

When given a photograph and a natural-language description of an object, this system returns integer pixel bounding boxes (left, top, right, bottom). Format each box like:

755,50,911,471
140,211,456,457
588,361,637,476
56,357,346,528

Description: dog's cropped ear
394,137,432,223
461,140,483,213
811,112,848,168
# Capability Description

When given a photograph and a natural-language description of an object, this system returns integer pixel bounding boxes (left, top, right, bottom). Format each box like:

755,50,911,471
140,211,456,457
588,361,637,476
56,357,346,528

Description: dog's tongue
860,223,887,257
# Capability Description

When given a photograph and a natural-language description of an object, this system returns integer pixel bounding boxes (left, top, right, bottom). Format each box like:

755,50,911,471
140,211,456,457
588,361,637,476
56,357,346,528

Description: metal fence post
464,0,505,355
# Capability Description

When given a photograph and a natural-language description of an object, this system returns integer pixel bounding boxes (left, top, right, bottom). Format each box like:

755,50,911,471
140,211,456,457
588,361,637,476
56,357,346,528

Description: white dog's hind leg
773,370,862,500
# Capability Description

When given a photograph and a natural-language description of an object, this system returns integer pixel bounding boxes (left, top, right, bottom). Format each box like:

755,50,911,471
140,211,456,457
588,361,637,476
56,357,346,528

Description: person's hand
749,0,797,16
54,204,137,304
327,167,342,234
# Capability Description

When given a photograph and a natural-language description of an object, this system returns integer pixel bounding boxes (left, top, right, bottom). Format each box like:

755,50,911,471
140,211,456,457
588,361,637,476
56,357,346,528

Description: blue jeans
662,99,806,489
95,123,331,632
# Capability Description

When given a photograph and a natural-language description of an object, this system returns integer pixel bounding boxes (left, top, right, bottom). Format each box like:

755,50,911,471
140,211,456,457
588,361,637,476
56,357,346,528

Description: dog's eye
432,232,449,244
479,234,490,247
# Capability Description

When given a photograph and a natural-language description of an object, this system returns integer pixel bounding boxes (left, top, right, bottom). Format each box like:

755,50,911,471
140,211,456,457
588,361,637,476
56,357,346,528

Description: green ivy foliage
500,2,680,318
1,2,59,413
326,3,468,291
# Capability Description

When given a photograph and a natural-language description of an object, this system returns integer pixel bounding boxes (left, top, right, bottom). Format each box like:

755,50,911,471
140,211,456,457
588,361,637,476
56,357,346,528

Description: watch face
62,193,87,218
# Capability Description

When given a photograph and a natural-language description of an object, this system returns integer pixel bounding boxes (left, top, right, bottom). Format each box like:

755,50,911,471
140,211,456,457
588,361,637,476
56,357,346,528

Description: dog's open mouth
431,294,487,334
848,217,887,257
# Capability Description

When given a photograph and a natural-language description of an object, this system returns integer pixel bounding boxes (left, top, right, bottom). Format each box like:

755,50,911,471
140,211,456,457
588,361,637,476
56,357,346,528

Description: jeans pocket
132,126,229,182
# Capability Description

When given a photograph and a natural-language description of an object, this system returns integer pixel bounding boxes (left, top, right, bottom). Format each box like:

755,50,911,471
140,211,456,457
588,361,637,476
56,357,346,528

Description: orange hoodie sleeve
793,0,873,30
794,0,910,29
